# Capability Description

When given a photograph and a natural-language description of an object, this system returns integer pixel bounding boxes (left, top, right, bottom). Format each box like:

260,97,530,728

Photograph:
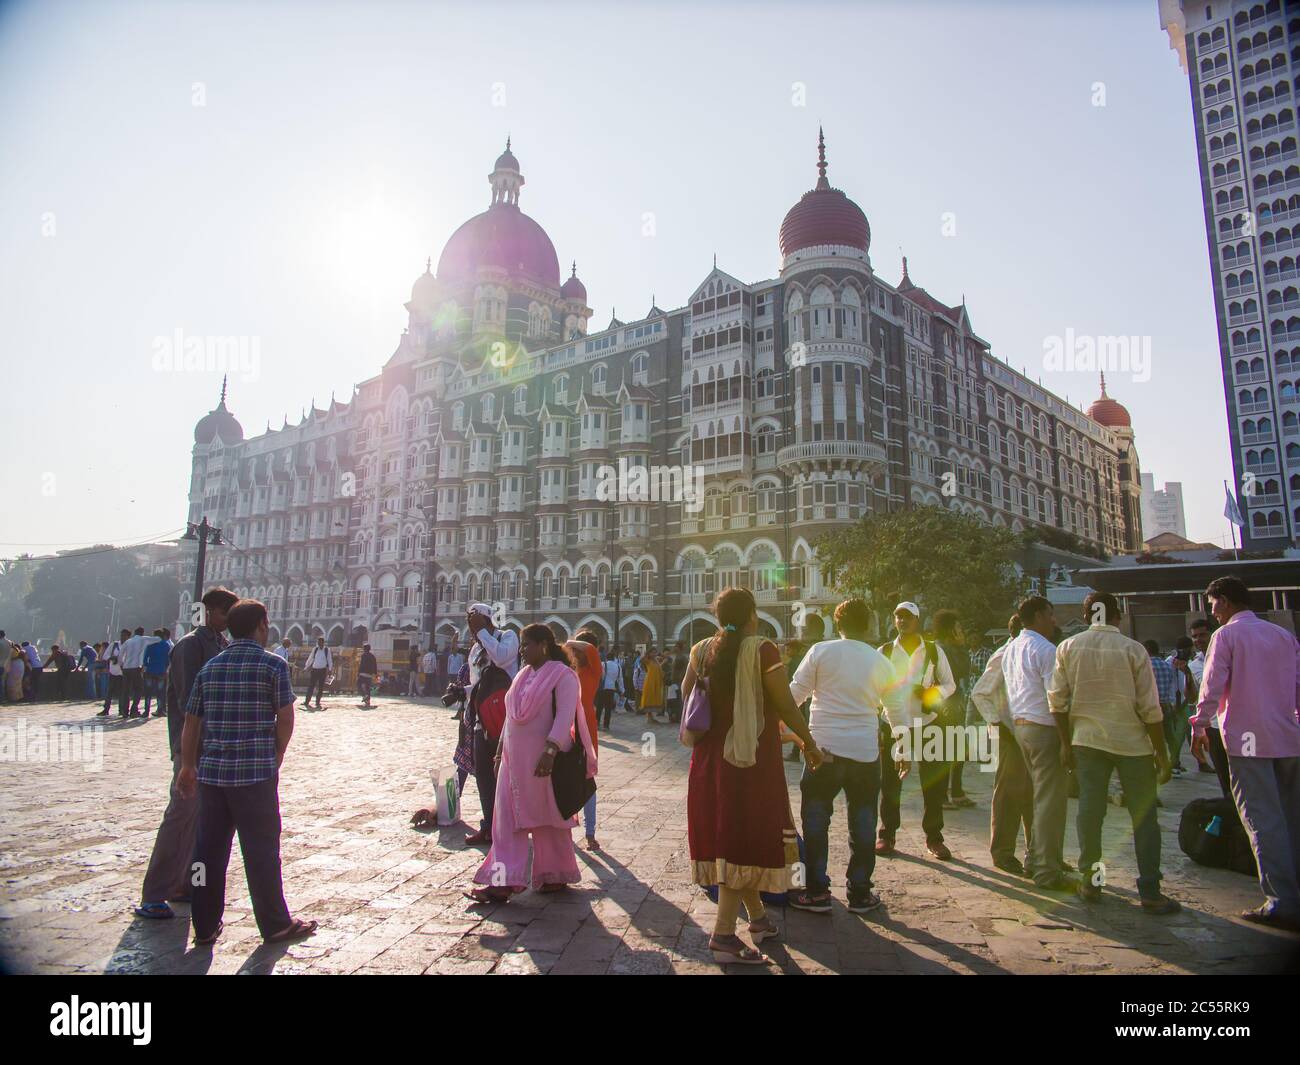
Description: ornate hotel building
1161,0,1300,547
181,135,1142,655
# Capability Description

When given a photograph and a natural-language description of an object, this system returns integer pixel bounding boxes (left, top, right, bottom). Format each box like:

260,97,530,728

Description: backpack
1177,797,1257,877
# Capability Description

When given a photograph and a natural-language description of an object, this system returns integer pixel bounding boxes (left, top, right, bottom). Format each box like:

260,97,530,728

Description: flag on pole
1224,481,1244,528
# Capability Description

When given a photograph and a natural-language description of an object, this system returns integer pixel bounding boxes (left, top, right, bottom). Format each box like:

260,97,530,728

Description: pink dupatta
508,659,598,778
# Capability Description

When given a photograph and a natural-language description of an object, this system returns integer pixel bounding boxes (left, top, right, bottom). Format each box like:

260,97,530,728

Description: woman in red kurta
683,588,821,965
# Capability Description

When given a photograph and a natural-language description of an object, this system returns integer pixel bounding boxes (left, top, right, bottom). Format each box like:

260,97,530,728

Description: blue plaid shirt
1149,654,1178,710
186,639,295,787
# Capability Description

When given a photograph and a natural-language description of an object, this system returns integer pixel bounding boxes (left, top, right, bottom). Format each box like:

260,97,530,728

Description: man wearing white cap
463,603,519,847
877,601,957,860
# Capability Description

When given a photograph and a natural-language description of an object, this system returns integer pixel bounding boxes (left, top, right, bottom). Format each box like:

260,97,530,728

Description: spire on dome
1100,370,1108,397
901,255,909,281
490,139,524,206
816,127,830,191
425,256,431,273
219,374,228,407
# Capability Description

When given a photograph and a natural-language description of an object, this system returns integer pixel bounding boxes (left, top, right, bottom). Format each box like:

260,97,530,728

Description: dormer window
555,375,569,403
592,364,607,395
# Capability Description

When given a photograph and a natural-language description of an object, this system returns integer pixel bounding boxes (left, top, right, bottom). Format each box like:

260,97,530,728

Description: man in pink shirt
1192,575,1300,932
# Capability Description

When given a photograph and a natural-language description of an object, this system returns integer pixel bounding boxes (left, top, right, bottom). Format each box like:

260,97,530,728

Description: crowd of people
6,570,1297,966
0,628,174,713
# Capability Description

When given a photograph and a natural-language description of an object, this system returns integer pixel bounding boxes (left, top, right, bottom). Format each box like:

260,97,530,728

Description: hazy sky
0,0,1234,555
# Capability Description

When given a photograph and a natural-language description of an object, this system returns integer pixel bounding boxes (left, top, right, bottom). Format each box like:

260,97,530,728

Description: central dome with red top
779,129,871,259
435,140,561,288
1086,372,1132,428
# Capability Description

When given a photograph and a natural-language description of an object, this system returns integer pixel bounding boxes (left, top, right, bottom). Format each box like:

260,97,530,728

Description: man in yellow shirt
1048,592,1179,915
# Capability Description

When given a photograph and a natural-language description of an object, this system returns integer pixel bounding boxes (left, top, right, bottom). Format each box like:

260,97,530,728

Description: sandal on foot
264,917,318,944
536,882,569,894
464,886,511,904
709,935,769,965
747,917,779,943
133,902,174,920
193,921,223,946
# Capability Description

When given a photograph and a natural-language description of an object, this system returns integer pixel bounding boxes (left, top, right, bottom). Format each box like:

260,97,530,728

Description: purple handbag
679,673,711,748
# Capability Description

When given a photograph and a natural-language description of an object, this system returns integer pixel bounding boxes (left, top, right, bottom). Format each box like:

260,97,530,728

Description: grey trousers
1014,720,1070,883
1227,755,1300,918
140,752,198,904
990,723,1033,864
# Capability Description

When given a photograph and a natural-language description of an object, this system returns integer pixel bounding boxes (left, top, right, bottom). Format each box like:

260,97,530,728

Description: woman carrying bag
681,588,822,965
466,624,596,904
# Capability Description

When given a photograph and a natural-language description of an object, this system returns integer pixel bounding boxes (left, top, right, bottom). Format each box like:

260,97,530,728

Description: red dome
436,203,560,287
1087,396,1131,428
1086,374,1131,428
779,129,870,258
194,400,243,446
560,262,586,302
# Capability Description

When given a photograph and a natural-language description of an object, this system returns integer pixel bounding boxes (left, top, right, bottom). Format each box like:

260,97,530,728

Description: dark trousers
990,723,1034,864
473,726,499,835
597,690,615,729
1207,726,1233,802
800,753,880,899
191,776,292,939
143,673,167,715
140,750,198,904
305,668,327,706
878,716,946,844
105,674,122,713
122,668,143,714
1074,745,1163,900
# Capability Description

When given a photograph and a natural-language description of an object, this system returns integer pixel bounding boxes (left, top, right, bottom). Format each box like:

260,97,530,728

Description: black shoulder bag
550,688,596,819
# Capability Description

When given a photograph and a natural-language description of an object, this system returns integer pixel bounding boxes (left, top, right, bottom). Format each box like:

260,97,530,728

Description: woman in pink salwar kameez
466,624,597,903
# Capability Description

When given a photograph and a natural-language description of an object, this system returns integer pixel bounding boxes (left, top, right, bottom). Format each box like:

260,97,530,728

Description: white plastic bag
433,765,460,826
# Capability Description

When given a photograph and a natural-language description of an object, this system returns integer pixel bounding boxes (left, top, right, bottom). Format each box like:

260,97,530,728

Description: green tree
0,557,37,636
815,506,1027,638
22,548,180,641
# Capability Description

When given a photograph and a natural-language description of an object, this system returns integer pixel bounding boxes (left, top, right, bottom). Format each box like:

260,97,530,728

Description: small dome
779,129,870,259
1087,373,1131,428
194,397,243,446
411,258,438,304
560,262,586,302
494,143,520,172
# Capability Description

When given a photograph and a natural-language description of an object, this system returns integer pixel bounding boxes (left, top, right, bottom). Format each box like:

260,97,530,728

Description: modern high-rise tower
1161,0,1300,547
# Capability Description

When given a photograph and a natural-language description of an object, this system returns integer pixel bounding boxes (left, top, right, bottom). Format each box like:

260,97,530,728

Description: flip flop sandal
264,918,318,944
464,887,511,905
709,938,770,965
133,902,174,920
193,921,223,946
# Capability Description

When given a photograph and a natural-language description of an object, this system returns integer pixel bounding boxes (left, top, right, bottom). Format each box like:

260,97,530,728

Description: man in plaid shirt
178,598,317,945
1145,640,1183,775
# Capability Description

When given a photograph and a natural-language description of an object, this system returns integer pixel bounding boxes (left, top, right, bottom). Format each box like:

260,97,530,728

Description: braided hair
702,587,757,704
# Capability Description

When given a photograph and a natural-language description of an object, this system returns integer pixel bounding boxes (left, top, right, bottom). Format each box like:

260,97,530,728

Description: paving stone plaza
1,696,1296,976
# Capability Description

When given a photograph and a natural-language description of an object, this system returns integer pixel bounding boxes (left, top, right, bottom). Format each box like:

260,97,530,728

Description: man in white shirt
970,615,1034,877
420,648,437,697
119,626,160,717
271,639,292,662
598,648,623,729
464,603,520,846
98,630,128,717
787,598,901,914
1003,595,1076,892
303,637,333,709
878,602,957,860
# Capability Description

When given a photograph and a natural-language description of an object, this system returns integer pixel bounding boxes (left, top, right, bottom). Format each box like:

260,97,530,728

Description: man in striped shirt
178,598,317,945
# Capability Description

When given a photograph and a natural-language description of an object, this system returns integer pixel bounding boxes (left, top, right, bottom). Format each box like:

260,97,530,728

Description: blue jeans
582,792,597,838
143,673,167,714
1074,745,1163,900
94,671,108,699
800,752,880,900
84,671,96,698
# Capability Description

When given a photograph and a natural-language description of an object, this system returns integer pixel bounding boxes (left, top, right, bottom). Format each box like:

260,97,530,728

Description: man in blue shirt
177,597,317,946
142,629,172,718
76,641,97,699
